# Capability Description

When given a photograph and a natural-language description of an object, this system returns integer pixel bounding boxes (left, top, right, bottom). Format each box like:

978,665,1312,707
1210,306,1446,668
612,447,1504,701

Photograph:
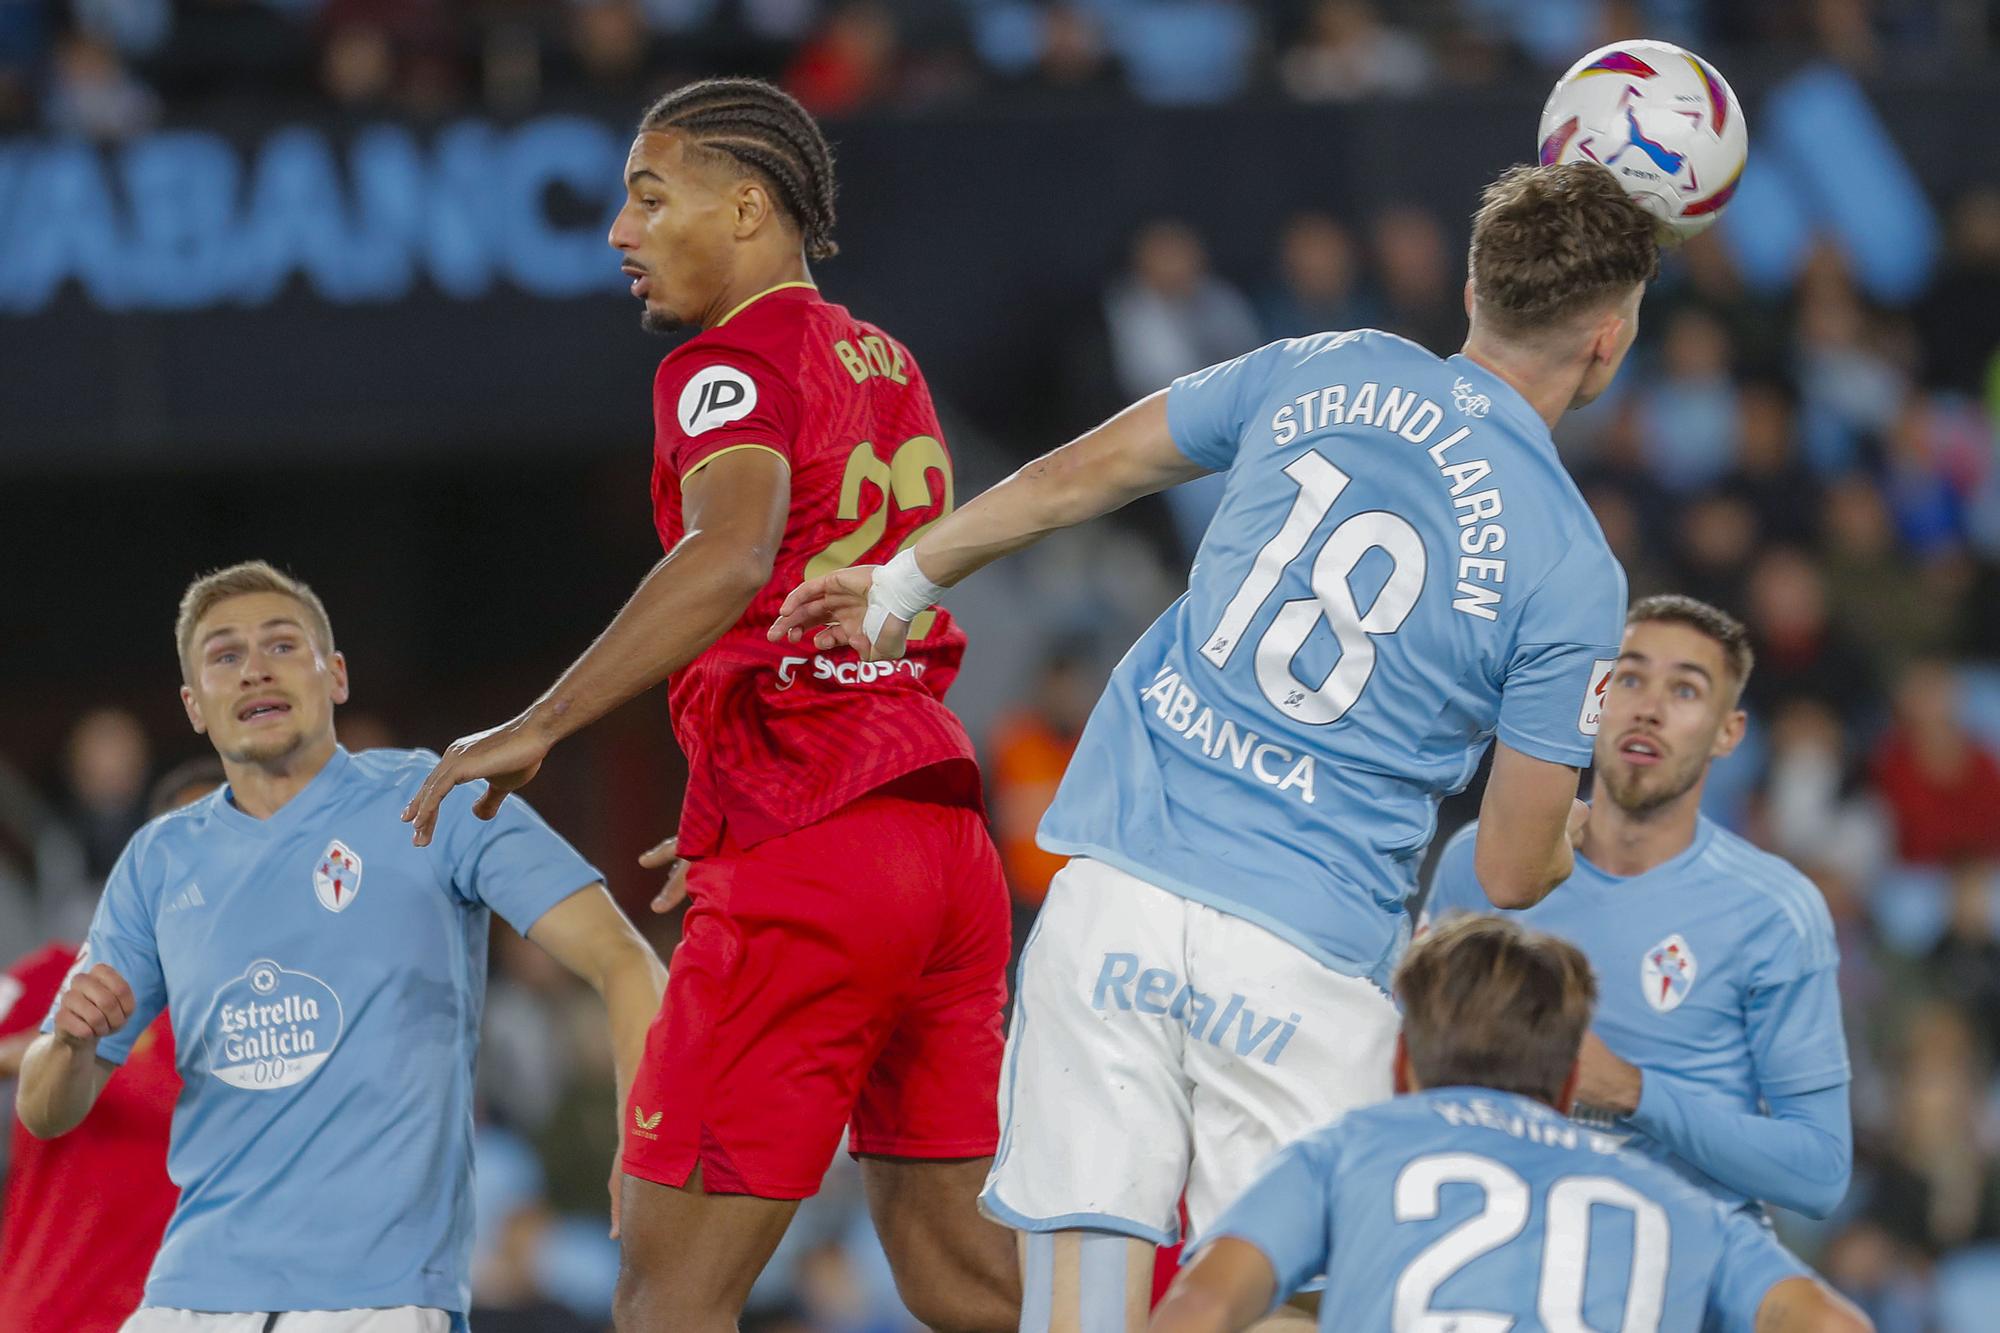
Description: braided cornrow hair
641,79,840,261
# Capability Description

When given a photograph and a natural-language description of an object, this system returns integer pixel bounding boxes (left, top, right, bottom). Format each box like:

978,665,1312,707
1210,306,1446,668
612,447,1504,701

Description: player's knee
614,1259,732,1333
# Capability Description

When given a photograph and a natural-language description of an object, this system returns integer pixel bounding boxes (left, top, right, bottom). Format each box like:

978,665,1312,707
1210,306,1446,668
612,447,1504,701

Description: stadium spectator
1871,660,2000,866
1724,379,1821,547
1795,252,1910,475
1821,474,1956,680
1743,546,1878,720
984,647,1094,916
1024,3,1121,99
1277,0,1433,102
1865,1003,2000,1257
1367,204,1461,354
1759,697,1887,878
1638,308,1740,494
784,0,900,113
1672,489,1760,614
42,29,159,138
1924,863,2000,1064
1918,189,2000,398
57,706,151,883
1104,218,1261,402
1257,211,1376,341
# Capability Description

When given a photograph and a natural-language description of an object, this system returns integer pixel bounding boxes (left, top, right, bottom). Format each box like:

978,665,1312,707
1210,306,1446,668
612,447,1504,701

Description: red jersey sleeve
0,943,76,1040
652,346,803,481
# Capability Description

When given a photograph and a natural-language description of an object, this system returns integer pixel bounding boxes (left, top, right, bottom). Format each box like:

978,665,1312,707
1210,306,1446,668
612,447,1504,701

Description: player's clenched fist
51,963,135,1045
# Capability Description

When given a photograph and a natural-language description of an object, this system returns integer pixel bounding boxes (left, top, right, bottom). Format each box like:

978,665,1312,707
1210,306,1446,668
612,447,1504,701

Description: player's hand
1574,1030,1644,1118
767,565,911,663
639,836,691,914
1566,798,1591,849
50,963,135,1046
402,714,551,846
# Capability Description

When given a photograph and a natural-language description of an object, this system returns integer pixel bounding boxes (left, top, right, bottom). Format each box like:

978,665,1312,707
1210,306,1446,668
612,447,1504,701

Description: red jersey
0,942,179,1331
651,282,981,856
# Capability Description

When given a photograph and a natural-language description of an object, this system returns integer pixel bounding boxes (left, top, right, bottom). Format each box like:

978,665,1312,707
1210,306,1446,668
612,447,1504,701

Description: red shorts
622,788,1011,1198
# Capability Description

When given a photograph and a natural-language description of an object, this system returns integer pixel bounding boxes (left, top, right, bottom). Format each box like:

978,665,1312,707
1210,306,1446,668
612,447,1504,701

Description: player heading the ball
773,161,1653,1332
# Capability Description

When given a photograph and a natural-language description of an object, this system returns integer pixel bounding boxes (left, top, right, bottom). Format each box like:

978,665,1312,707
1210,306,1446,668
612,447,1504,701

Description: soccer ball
1537,40,1748,242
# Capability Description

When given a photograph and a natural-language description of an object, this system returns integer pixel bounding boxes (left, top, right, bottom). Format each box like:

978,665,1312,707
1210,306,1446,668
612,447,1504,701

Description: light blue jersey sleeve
1164,338,1308,472
47,837,165,1066
1495,555,1627,769
1201,1129,1341,1309
1702,1207,1812,1333
1630,888,1854,1218
1746,894,1850,1098
1419,823,1484,926
431,781,603,936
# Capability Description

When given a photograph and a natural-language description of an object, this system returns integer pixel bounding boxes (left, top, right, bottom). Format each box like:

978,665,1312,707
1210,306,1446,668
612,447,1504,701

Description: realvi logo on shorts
1091,953,1302,1065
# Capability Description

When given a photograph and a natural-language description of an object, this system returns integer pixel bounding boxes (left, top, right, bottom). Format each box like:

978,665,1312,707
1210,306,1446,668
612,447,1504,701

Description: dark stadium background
5,2,2000,1328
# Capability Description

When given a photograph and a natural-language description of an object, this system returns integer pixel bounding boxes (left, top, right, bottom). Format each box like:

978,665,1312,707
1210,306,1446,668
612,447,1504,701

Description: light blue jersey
1209,1089,1809,1333
1040,332,1626,990
46,747,600,1321
1425,819,1852,1213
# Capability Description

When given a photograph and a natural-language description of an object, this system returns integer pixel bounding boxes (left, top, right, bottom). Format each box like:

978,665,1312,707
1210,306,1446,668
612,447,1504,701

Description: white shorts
121,1308,450,1333
980,857,1399,1246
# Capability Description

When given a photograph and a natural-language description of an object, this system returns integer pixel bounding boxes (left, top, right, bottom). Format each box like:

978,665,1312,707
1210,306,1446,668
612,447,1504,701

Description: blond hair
175,561,335,679
1396,914,1598,1106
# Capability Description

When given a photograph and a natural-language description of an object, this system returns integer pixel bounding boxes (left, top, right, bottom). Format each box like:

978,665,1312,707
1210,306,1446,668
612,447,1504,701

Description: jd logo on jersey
677,365,759,436
1641,933,1698,1012
313,840,363,913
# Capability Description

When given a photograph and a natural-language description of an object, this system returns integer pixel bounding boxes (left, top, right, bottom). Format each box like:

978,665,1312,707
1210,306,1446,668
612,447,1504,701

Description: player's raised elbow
1782,1163,1853,1221
1470,849,1558,911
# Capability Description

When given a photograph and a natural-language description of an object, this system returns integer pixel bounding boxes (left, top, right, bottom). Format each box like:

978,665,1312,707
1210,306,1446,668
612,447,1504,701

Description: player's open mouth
1618,735,1664,765
237,699,292,723
622,265,649,299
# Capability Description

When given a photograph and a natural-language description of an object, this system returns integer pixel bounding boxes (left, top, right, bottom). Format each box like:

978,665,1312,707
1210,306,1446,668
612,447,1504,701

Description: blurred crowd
9,0,2000,138
5,11,2000,1325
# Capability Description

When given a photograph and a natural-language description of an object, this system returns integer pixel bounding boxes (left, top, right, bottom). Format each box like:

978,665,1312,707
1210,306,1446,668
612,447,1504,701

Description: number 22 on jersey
806,435,954,642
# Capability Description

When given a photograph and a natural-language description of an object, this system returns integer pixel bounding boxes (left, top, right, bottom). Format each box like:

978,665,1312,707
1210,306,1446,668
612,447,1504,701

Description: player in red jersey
0,758,218,1331
403,78,1017,1333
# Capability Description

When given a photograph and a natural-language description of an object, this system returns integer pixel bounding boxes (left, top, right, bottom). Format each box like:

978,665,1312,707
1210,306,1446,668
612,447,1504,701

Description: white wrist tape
864,549,948,647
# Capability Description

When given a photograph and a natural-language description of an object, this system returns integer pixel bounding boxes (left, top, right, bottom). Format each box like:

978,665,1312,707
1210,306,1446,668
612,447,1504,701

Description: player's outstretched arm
770,392,1206,660
404,448,790,844
525,884,668,1237
1472,742,1590,909
1150,1238,1281,1333
16,964,129,1138
1755,1277,1872,1333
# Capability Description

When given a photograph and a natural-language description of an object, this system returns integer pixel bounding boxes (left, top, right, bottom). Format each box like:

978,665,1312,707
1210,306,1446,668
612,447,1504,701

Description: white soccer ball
1537,40,1748,242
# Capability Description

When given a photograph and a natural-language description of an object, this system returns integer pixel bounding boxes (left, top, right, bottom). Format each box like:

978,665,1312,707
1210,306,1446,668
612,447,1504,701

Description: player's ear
1392,1032,1414,1095
1712,705,1747,760
180,683,207,736
734,179,771,240
328,651,351,706
1590,310,1627,366
1554,1060,1582,1116
1461,278,1475,319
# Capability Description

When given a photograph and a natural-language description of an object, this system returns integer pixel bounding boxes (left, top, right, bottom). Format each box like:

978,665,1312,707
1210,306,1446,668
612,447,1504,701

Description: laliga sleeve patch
678,364,760,436
1578,658,1618,735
